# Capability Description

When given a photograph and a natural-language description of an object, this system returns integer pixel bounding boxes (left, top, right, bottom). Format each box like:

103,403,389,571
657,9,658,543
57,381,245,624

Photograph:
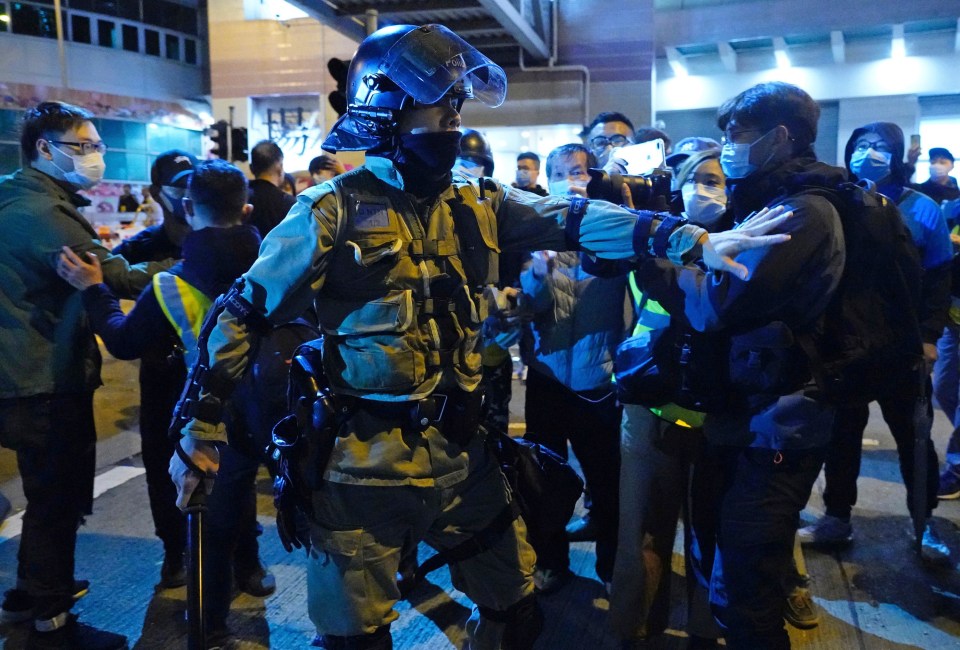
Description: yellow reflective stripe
650,404,706,429
153,273,213,367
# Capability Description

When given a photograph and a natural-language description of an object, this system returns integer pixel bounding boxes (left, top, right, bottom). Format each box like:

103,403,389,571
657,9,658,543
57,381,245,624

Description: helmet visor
381,24,507,108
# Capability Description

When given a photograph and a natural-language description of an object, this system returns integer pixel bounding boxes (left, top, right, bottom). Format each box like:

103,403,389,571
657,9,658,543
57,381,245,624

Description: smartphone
910,134,921,150
615,139,665,175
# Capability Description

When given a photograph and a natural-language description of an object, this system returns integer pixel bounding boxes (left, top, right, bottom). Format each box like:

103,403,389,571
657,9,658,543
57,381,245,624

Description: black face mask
393,131,462,197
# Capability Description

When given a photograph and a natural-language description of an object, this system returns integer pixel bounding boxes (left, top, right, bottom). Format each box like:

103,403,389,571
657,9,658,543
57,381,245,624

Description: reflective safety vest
626,272,706,429
153,272,213,370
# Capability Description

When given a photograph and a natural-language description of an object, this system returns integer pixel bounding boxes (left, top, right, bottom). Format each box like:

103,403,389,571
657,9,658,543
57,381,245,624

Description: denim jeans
933,325,960,474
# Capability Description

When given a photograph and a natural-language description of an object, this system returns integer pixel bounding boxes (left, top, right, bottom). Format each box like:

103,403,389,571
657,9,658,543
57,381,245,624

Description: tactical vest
315,168,500,401
627,272,705,429
154,272,212,370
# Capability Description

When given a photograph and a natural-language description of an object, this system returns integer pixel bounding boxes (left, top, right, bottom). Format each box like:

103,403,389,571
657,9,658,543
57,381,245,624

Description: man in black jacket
247,139,295,237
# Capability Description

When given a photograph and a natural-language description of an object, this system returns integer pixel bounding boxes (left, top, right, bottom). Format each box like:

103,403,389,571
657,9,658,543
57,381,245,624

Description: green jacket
0,167,168,398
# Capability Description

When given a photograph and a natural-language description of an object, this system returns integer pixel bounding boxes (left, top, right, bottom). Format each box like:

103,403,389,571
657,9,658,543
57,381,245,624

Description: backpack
791,182,925,404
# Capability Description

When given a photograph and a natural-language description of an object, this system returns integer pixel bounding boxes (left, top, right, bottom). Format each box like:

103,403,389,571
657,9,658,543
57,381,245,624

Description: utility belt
342,388,485,447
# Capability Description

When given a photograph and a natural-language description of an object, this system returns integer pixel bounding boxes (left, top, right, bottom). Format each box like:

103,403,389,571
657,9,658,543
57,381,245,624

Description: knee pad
315,625,392,650
478,594,543,650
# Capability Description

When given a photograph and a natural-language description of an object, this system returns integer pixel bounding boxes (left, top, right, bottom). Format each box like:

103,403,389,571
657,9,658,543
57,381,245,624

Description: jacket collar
22,167,92,208
365,156,406,191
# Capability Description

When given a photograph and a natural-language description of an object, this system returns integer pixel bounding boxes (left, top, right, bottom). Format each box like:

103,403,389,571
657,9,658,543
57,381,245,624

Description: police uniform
173,23,710,650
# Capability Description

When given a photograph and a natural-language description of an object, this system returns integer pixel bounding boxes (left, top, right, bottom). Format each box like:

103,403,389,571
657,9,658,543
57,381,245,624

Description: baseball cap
151,150,198,188
929,147,954,163
666,136,721,168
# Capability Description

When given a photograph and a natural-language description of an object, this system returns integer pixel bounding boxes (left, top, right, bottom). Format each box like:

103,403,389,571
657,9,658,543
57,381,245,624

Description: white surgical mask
849,148,892,183
682,183,727,228
516,169,533,186
51,145,106,189
930,162,951,180
548,178,587,197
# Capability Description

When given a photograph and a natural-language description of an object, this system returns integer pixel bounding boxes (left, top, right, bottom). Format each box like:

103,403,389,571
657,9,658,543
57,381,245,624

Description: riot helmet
455,129,495,177
323,24,507,152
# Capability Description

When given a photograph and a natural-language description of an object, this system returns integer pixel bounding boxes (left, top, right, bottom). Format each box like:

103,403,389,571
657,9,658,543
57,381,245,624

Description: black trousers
0,393,96,619
707,446,825,650
138,360,186,557
523,368,621,582
823,387,939,521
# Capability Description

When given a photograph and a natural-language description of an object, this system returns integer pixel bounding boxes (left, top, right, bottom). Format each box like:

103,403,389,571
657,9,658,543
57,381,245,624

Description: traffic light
230,127,248,162
327,58,350,117
208,120,229,159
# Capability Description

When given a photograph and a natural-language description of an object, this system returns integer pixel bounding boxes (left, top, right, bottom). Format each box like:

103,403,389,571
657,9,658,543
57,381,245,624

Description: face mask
548,178,588,197
158,187,188,223
720,128,776,180
50,146,105,189
454,158,485,178
396,131,462,174
930,162,951,180
682,183,727,228
515,170,533,187
849,148,892,183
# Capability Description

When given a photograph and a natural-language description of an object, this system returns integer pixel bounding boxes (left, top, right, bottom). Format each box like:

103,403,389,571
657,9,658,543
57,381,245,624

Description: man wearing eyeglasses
0,101,169,649
583,111,636,168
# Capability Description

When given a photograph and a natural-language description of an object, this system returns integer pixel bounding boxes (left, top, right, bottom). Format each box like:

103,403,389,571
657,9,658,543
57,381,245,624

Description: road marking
0,465,145,545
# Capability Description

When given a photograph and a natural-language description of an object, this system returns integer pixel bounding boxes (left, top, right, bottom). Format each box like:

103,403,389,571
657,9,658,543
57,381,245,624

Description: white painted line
0,465,145,545
862,438,880,447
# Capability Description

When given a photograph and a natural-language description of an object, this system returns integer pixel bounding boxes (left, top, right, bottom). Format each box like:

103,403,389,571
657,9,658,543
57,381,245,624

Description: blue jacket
520,251,630,393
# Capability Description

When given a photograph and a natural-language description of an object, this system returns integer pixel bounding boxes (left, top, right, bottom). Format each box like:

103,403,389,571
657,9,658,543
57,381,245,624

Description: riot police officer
168,23,784,650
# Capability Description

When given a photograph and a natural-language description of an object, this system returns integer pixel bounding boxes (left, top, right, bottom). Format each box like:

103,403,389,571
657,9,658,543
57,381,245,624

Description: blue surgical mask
720,129,775,180
850,148,892,183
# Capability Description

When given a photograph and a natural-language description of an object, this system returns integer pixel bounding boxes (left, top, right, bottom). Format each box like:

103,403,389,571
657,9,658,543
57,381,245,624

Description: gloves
274,472,312,553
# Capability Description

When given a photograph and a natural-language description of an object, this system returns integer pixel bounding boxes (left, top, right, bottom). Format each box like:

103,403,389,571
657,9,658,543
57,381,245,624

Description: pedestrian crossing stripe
0,465,146,545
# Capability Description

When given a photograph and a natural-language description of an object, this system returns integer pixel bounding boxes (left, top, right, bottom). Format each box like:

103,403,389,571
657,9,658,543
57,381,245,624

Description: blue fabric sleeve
81,282,174,360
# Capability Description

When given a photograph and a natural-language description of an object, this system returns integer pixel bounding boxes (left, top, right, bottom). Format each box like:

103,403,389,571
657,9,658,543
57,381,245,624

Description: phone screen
910,134,921,149
616,140,665,175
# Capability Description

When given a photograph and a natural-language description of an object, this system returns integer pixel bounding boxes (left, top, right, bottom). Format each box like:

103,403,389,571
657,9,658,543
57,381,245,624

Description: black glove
274,472,311,553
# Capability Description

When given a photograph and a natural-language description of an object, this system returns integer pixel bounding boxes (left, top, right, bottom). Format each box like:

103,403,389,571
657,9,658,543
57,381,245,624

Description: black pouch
438,389,485,446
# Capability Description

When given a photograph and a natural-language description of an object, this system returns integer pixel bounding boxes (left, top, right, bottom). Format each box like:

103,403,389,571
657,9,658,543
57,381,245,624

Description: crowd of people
0,21,957,650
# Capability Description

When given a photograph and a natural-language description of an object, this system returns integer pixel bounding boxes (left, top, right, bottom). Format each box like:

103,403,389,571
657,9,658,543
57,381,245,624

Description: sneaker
784,584,820,629
937,470,960,500
1,580,90,625
565,516,598,542
157,552,186,590
797,515,853,547
27,613,127,650
533,567,574,594
920,522,952,566
235,565,276,598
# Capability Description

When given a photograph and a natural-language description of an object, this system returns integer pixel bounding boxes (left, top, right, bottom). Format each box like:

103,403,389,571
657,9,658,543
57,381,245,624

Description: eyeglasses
590,134,630,150
854,141,892,154
49,140,107,155
720,129,761,146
